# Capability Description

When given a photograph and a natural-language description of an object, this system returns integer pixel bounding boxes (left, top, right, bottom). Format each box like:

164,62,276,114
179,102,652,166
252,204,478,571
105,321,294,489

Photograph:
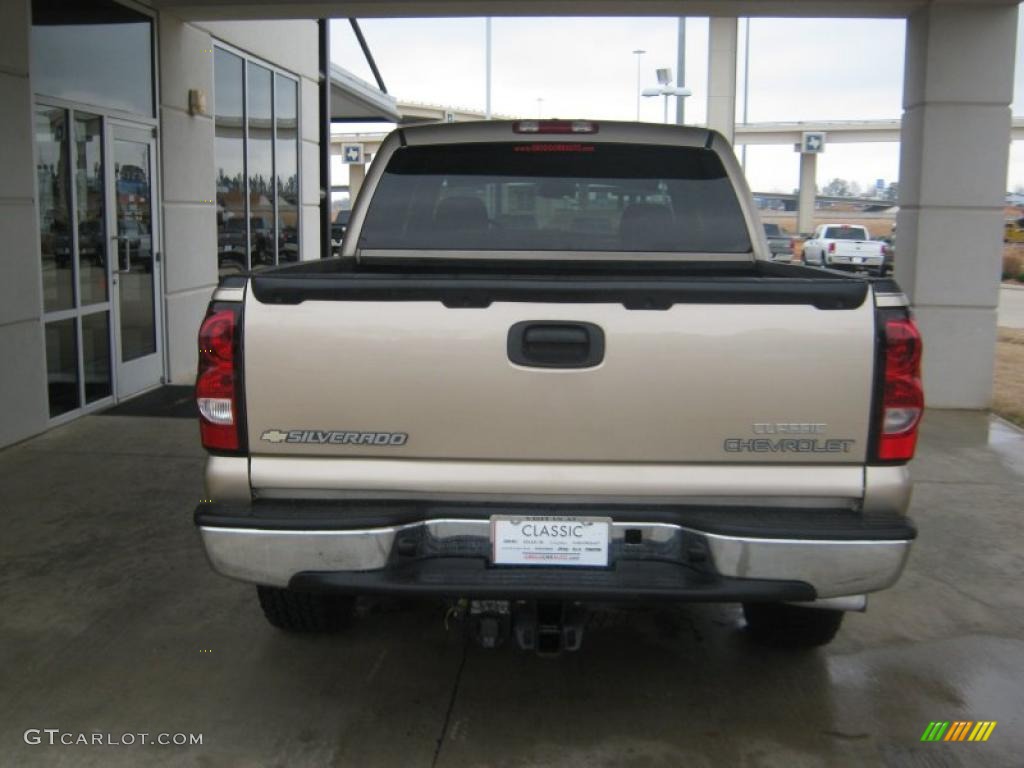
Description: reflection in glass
275,74,299,263
82,311,112,403
45,319,80,417
215,48,246,275
248,62,275,269
31,0,153,117
75,114,107,306
115,139,156,362
36,106,74,312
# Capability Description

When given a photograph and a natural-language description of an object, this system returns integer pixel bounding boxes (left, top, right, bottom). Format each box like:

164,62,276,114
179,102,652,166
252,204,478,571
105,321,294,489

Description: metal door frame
106,120,165,400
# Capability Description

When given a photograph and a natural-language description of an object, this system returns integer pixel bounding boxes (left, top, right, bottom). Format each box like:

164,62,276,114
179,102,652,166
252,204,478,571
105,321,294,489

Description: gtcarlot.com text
24,729,203,747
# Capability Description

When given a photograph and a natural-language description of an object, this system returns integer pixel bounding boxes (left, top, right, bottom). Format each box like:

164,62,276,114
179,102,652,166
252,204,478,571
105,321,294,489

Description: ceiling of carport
331,64,401,122
150,0,1018,22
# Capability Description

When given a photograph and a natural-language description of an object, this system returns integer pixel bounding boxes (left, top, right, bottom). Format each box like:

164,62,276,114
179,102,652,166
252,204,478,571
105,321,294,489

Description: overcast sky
331,15,1024,193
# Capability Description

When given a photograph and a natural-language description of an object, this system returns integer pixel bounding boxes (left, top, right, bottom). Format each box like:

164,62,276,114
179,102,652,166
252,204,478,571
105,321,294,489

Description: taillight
513,120,598,134
877,316,923,461
828,242,836,254
196,304,244,452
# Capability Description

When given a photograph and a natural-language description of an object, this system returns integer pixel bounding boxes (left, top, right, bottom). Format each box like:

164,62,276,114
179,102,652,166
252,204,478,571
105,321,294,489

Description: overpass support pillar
896,3,1017,408
797,151,817,236
349,163,366,202
706,17,737,146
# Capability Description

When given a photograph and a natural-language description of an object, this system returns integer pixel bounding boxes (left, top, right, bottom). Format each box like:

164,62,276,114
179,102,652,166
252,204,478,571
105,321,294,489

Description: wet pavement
0,410,1022,766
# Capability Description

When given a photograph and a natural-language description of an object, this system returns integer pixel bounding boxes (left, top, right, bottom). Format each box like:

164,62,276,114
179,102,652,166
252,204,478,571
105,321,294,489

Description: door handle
113,235,131,273
507,321,605,369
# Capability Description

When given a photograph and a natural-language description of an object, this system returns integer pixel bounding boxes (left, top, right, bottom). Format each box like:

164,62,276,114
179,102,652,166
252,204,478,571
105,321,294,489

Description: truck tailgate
242,276,876,466
836,241,880,257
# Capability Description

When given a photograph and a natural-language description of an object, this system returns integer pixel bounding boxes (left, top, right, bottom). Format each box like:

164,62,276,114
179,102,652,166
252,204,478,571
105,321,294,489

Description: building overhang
150,0,1018,22
331,64,400,122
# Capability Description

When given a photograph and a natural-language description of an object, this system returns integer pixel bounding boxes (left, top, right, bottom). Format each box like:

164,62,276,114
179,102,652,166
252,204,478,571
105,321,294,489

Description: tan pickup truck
194,120,922,652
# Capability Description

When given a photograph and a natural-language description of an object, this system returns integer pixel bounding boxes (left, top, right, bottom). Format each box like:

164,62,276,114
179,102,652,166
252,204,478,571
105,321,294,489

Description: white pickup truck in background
802,224,886,275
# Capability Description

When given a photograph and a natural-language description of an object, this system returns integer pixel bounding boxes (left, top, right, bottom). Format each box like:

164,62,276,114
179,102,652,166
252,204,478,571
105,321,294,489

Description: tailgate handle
508,321,605,369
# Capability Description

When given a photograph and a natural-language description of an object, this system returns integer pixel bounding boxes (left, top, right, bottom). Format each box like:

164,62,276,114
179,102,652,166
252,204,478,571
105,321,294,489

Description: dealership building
0,0,401,448
0,0,1019,450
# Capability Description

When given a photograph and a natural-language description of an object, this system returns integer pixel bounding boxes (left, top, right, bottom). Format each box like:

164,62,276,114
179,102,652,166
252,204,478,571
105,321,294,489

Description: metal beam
318,19,331,259
153,1,982,23
349,18,388,94
331,117,1024,146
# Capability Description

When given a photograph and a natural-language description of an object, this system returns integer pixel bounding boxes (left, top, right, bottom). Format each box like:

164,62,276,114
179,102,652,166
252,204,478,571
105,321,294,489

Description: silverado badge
260,429,408,446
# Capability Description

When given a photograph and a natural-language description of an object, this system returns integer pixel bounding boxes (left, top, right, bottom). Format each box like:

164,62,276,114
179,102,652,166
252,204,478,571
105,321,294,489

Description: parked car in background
331,210,351,256
218,218,247,275
876,236,895,276
762,223,795,261
279,225,299,264
116,217,153,273
802,224,886,275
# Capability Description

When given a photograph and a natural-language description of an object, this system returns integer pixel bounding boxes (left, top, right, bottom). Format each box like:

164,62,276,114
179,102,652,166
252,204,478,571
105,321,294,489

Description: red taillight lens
828,242,836,254
878,317,923,461
196,306,242,452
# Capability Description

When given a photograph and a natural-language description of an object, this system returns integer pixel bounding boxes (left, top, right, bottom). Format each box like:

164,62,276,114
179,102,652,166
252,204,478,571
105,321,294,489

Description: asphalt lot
999,284,1024,329
1,411,1023,767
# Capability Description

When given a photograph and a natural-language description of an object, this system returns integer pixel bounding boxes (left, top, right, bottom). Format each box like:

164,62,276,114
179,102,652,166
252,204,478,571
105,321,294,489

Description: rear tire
257,586,355,633
742,603,844,648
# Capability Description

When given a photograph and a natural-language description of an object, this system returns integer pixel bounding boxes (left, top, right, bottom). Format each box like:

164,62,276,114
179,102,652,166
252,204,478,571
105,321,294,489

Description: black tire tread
257,586,354,633
742,602,844,648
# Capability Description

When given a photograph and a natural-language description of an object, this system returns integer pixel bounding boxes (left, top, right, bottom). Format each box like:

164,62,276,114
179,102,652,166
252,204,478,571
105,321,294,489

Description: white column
706,17,737,146
0,0,49,447
797,151,817,236
896,3,1017,408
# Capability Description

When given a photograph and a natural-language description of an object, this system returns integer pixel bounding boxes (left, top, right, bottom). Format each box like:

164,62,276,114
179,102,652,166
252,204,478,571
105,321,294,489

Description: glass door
36,105,115,418
109,124,162,398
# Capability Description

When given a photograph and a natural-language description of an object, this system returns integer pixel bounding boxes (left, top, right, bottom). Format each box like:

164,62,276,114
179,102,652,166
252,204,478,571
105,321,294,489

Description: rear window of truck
358,143,752,254
823,226,868,240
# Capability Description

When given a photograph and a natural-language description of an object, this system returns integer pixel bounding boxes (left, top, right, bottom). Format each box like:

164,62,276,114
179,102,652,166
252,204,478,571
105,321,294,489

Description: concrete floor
1,411,1022,767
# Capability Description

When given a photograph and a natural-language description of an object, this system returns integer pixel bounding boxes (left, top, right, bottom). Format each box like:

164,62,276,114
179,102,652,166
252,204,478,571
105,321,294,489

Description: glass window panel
82,311,111,403
45,318,80,417
31,0,153,117
114,138,156,362
360,143,752,254
215,48,246,276
75,113,107,306
248,62,275,269
35,106,74,312
275,74,299,263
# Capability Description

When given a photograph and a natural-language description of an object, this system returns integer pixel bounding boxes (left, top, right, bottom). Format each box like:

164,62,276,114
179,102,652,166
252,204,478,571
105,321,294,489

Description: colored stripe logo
920,721,997,742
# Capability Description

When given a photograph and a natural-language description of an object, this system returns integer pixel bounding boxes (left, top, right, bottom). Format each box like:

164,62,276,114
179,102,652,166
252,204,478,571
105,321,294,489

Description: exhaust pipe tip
788,595,868,612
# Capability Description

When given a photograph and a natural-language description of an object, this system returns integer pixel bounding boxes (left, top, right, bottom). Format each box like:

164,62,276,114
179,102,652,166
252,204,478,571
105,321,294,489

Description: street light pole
741,18,751,170
643,85,691,124
675,18,686,124
485,17,492,119
632,49,646,121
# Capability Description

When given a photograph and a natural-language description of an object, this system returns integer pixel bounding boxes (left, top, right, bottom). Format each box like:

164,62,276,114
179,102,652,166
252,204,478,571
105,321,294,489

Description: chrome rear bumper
197,517,912,600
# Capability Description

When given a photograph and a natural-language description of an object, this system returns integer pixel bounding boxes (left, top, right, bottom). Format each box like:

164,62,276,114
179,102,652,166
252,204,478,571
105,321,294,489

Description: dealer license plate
491,516,611,567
